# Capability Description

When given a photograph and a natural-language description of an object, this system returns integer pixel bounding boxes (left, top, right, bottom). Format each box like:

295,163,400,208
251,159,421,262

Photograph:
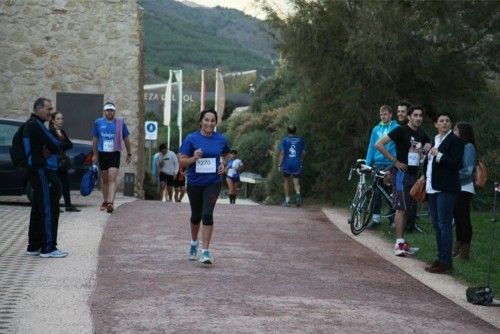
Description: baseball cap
103,102,116,111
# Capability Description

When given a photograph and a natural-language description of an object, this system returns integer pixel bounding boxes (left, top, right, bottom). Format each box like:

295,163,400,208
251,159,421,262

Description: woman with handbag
49,112,80,212
452,122,477,260
423,112,464,274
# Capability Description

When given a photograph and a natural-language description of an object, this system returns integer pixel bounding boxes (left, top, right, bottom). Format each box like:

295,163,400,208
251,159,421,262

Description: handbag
474,160,487,190
409,176,426,203
58,153,72,171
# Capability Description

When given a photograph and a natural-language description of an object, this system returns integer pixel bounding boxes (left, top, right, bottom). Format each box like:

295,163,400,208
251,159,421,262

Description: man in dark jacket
24,97,67,258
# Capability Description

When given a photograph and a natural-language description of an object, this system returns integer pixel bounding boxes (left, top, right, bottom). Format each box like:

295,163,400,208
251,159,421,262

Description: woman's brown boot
458,243,470,260
452,242,461,258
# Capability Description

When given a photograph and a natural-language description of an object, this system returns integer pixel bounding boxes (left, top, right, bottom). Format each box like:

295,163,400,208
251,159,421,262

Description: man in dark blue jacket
24,97,67,258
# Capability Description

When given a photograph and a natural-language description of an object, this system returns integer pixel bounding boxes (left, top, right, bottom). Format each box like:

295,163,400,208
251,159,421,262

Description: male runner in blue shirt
278,125,306,207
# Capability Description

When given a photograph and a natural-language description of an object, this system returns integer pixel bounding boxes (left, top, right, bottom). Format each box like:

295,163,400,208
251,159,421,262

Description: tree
255,0,499,202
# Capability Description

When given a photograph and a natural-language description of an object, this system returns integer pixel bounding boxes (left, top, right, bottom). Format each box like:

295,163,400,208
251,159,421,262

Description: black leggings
453,191,473,243
58,170,72,207
187,183,221,226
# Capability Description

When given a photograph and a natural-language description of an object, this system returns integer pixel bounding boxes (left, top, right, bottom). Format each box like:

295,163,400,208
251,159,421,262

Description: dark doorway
56,92,104,140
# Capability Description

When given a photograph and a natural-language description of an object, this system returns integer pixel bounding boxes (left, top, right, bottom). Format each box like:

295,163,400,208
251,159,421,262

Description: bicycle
348,159,368,210
348,164,394,235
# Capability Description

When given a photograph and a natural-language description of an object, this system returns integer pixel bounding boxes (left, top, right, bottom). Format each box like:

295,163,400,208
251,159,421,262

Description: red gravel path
90,200,498,333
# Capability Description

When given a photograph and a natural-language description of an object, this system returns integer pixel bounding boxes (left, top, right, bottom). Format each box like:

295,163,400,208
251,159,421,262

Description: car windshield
0,123,19,146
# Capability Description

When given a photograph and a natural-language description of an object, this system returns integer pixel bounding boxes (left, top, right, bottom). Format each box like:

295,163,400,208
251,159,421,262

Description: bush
234,129,273,177
143,171,158,200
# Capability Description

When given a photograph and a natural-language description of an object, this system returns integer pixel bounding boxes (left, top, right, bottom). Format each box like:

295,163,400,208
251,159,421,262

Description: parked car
0,117,94,202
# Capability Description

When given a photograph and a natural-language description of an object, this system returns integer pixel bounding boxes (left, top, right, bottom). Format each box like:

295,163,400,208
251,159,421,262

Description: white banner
163,70,172,126
215,68,225,125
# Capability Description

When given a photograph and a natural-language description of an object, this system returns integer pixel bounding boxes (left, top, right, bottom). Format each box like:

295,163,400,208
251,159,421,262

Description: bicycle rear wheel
349,188,374,235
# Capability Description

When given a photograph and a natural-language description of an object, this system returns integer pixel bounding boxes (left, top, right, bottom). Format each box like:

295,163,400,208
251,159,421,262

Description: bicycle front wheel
350,188,374,235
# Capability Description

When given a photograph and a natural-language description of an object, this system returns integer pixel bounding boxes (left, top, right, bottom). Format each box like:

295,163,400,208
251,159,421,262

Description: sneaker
188,244,198,261
394,242,419,256
295,193,302,207
65,206,81,212
100,202,108,211
199,250,213,264
372,214,381,224
39,249,68,258
282,201,291,207
26,248,41,256
106,203,114,213
403,242,419,255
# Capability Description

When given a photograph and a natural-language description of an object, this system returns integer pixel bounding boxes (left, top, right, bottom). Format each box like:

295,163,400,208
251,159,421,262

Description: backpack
474,159,488,190
10,123,28,168
80,165,99,196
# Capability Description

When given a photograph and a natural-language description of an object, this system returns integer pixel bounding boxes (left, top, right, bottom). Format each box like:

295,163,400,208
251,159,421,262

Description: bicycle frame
348,159,368,209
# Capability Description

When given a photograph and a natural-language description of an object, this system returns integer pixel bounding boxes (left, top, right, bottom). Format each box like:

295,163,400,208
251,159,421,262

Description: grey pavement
0,194,498,333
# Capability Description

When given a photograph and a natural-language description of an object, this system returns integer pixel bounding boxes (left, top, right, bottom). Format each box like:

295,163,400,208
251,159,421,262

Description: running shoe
26,248,41,256
188,244,198,261
40,249,68,258
100,202,108,211
403,242,419,255
282,201,291,207
106,203,114,213
295,193,302,207
394,242,419,256
199,250,213,264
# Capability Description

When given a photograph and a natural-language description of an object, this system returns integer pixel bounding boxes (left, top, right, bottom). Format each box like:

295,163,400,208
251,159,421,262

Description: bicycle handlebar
348,159,388,180
359,164,387,179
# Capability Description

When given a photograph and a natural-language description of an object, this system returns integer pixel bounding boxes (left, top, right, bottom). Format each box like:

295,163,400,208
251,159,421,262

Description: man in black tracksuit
24,97,68,258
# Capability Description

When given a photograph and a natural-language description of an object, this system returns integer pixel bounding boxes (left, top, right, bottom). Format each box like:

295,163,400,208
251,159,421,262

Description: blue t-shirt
180,131,230,186
280,135,306,174
92,117,129,152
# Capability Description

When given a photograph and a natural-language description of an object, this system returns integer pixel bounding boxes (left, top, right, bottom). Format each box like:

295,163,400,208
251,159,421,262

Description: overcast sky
175,0,293,19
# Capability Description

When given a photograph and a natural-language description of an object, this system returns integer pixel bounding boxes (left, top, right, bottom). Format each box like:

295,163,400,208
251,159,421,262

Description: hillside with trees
140,0,277,82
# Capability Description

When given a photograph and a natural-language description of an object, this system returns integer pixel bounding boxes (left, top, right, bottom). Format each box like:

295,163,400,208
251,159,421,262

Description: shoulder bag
409,175,426,203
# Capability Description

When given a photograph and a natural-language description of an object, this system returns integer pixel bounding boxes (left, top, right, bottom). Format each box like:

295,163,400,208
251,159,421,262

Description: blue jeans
427,192,456,265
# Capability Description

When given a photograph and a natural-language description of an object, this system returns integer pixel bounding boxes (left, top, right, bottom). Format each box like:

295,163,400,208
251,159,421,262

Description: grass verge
374,211,499,298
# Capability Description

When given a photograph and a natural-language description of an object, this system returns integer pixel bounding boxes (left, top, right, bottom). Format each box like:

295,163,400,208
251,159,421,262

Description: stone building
0,0,145,196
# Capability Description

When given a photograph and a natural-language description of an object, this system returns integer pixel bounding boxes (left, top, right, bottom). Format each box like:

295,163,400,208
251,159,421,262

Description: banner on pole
215,68,225,125
174,70,183,128
200,69,206,112
163,71,172,126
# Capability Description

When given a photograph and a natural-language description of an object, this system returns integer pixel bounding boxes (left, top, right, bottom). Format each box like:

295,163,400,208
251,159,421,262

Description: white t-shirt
157,150,179,176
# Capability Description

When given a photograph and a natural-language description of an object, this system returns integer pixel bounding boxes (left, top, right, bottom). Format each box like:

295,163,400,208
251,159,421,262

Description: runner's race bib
407,152,420,166
103,139,114,152
196,158,216,173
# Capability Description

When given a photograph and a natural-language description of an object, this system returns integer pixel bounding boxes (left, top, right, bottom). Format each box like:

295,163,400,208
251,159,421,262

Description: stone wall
0,0,145,197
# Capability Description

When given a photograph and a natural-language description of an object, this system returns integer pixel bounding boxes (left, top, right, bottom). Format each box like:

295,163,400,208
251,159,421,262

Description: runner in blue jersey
278,125,306,207
92,102,132,213
226,150,243,204
179,109,230,265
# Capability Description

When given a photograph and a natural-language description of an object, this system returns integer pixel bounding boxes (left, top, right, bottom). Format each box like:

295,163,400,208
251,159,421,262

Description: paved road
90,201,498,334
